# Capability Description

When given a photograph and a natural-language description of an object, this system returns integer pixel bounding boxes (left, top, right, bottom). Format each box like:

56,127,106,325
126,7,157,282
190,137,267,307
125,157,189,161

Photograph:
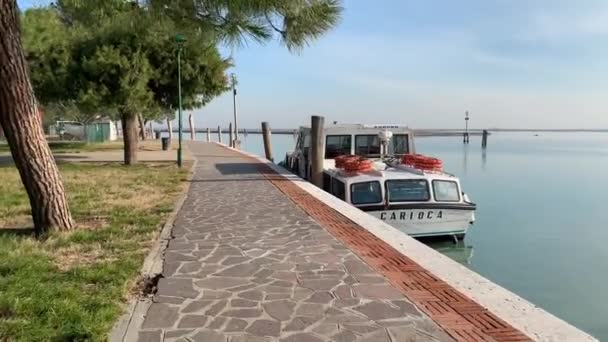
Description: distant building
54,118,118,143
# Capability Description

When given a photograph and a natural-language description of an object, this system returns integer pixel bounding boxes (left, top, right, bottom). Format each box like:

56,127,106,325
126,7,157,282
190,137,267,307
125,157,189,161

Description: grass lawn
0,140,176,154
0,162,188,341
0,141,124,154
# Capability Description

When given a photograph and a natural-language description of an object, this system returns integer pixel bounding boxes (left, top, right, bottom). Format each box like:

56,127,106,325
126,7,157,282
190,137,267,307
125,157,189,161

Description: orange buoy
335,154,357,168
343,157,374,172
402,154,443,171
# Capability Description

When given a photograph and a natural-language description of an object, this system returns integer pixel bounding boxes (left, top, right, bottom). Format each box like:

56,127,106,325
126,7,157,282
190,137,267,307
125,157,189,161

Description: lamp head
175,34,187,47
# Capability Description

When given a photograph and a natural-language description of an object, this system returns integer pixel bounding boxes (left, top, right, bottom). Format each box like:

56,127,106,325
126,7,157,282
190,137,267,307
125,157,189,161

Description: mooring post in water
229,122,234,148
482,129,488,148
261,122,273,162
463,111,470,144
188,114,195,140
218,126,222,143
311,115,325,188
206,128,211,142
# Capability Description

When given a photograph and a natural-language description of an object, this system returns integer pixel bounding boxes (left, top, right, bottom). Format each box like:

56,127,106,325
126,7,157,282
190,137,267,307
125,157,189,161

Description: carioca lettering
380,211,443,220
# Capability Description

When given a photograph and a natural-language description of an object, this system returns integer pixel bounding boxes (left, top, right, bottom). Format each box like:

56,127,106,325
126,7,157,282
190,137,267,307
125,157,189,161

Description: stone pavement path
137,142,453,342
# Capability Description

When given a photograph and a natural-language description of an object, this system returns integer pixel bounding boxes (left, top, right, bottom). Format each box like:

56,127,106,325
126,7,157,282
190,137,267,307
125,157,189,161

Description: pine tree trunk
121,113,138,165
0,0,74,234
166,118,173,139
137,113,146,141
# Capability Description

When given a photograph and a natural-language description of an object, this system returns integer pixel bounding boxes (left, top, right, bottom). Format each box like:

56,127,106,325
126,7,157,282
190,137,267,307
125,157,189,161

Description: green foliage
149,0,343,51
22,0,343,122
22,2,230,122
21,8,76,105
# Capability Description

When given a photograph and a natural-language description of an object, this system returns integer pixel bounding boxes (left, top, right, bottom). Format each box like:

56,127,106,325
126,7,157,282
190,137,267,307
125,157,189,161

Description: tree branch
264,13,285,36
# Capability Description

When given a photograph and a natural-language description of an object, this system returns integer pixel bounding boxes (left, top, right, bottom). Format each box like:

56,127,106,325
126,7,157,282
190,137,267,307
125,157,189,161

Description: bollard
482,129,488,148
261,122,273,162
229,123,234,148
463,132,469,144
310,115,325,187
206,127,211,142
217,126,222,143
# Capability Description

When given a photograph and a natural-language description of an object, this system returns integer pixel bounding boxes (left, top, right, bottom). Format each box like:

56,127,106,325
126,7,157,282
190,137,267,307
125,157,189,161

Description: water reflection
482,148,487,170
462,143,469,175
420,238,474,265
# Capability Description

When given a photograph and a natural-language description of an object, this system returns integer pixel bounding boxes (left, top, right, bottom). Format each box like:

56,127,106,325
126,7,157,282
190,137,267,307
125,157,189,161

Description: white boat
283,123,476,239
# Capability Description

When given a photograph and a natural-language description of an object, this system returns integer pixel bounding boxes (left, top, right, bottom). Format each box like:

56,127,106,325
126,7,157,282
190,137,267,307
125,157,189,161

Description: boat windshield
350,181,383,205
386,179,430,202
432,180,460,202
326,135,351,158
355,135,381,156
392,134,409,155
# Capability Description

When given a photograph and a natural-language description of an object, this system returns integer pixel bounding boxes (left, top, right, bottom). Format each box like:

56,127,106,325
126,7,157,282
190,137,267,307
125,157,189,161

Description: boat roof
299,123,413,134
324,163,460,184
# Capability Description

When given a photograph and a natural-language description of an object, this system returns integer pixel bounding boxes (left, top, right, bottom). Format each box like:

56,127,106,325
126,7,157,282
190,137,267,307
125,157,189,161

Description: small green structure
85,122,113,143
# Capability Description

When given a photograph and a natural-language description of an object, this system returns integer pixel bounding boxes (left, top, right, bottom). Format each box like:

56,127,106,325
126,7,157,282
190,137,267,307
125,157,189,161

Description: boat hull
365,208,474,238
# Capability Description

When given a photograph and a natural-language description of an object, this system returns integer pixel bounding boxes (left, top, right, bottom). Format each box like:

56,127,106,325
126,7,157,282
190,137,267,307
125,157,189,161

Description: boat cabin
323,165,468,210
321,163,476,238
288,124,416,179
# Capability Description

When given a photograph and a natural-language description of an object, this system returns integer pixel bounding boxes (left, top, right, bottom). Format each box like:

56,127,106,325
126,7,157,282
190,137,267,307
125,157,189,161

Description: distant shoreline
153,128,608,136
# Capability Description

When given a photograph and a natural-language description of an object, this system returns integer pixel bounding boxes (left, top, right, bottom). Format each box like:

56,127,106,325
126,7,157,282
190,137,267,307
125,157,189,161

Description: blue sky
18,0,608,129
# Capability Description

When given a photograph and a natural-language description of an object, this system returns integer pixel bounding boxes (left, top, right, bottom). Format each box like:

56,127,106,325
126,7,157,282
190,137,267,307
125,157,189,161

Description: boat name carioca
380,211,443,220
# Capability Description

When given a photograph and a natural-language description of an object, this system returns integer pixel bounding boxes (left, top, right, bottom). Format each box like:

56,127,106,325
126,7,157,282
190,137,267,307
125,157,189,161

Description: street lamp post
176,34,186,167
231,73,239,146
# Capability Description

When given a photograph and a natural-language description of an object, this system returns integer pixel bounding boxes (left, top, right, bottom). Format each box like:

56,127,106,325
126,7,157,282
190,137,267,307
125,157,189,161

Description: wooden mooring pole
229,123,234,148
482,129,488,148
218,126,222,143
463,132,469,144
188,115,195,140
261,122,273,162
311,115,325,187
206,128,211,142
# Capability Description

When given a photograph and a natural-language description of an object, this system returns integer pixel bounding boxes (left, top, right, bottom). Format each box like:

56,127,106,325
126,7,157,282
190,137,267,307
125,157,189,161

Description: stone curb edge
109,155,197,342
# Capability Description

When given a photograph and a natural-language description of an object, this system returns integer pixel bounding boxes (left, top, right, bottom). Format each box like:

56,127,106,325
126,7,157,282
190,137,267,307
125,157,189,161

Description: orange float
402,153,443,171
334,154,357,168
336,156,374,172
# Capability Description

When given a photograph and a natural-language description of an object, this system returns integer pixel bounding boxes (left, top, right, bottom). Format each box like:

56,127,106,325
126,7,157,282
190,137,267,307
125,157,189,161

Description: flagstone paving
136,142,453,342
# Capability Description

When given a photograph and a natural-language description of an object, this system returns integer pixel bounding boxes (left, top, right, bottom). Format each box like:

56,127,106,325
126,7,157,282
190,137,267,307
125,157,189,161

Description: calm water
197,131,606,339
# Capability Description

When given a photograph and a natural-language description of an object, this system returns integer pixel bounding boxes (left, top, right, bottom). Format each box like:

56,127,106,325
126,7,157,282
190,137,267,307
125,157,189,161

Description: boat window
331,178,346,200
392,134,409,155
433,180,460,202
386,179,430,202
326,135,351,159
350,181,383,205
355,135,381,156
323,173,332,192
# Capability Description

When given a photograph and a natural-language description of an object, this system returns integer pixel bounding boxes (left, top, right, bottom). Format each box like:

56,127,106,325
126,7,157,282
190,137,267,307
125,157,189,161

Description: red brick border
257,166,531,342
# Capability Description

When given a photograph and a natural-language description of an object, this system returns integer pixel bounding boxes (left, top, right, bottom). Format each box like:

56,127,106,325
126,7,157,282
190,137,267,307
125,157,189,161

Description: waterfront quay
118,142,595,342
